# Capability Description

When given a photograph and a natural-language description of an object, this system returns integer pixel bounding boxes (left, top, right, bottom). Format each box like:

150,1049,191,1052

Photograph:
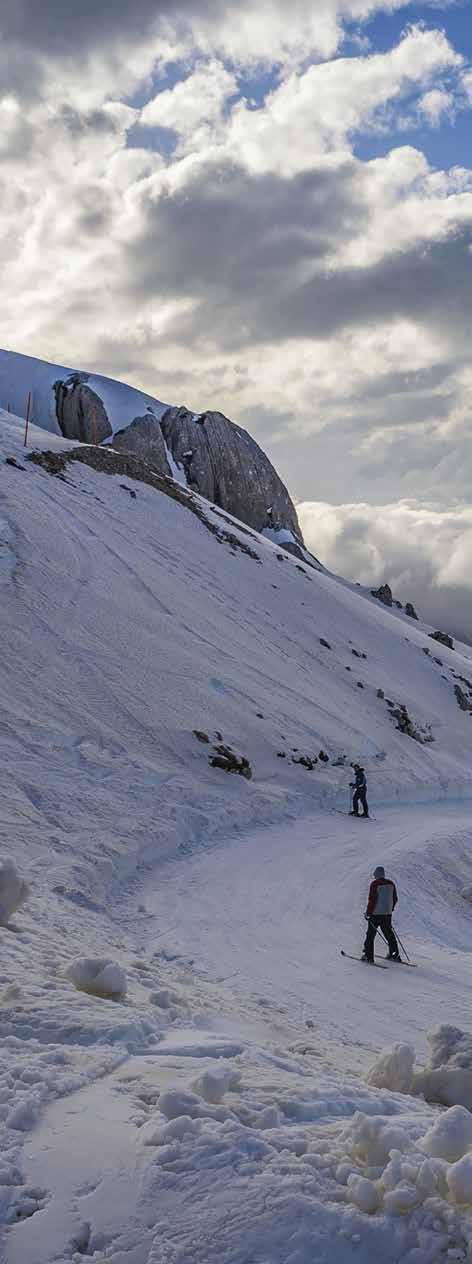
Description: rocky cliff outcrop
159,406,303,543
3,347,303,546
112,414,170,476
53,374,112,444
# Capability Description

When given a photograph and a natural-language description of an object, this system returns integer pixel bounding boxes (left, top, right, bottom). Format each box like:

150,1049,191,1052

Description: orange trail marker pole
24,391,32,447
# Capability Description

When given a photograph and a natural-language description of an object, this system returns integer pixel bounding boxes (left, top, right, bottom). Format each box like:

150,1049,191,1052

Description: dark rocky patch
429,630,454,650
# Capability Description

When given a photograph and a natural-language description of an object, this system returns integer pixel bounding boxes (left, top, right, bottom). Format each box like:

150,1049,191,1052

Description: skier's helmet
373,865,385,879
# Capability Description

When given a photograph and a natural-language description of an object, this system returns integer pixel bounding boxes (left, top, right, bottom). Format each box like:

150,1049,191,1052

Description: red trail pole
23,391,32,447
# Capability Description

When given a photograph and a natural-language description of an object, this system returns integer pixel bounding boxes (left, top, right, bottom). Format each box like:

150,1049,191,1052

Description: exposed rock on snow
112,413,171,476
65,957,127,1000
209,743,252,779
371,583,394,607
53,375,112,444
371,586,420,621
430,630,455,650
454,685,472,713
160,405,303,543
0,858,29,925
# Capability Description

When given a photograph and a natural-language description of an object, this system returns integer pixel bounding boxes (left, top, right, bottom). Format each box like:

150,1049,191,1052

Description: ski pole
392,928,411,963
375,920,410,963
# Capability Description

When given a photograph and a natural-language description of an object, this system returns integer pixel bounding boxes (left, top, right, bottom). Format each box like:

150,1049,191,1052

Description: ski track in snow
1,412,472,1262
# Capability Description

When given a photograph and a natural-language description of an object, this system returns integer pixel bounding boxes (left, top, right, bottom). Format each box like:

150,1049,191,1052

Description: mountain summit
0,348,303,548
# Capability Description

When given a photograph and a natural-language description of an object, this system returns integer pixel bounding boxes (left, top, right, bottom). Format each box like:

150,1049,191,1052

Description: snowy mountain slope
2,410,472,1263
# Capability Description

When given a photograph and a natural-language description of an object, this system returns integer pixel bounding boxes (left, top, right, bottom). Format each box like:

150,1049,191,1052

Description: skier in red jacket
362,865,401,963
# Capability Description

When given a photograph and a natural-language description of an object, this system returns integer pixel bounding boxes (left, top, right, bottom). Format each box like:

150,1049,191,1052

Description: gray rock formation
429,630,454,650
53,374,112,444
371,583,393,607
112,414,170,476
405,602,419,620
160,406,303,543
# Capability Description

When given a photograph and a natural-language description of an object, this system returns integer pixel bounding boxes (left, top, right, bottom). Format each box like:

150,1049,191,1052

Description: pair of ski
341,950,416,969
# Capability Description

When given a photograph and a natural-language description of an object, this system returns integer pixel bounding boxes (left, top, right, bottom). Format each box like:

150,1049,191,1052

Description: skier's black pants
353,787,368,816
364,915,399,960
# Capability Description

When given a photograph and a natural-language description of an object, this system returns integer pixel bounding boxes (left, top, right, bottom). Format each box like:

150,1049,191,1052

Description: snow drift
368,1026,472,1110
0,859,29,925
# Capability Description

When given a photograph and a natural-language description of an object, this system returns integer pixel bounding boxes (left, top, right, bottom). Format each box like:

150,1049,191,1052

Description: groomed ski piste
2,407,472,1264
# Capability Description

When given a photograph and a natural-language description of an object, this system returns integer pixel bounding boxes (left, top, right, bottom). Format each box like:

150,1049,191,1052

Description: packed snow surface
1,409,472,1262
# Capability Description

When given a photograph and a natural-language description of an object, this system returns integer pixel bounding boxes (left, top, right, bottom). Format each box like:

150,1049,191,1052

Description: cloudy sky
1,0,471,637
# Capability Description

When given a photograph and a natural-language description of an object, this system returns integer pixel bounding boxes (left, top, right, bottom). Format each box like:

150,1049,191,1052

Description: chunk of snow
6,1097,41,1131
340,1111,409,1167
447,1154,472,1205
420,1106,472,1162
366,1043,415,1094
65,957,127,1000
158,1089,203,1120
368,1028,472,1110
0,857,29,924
191,1066,240,1104
347,1173,380,1213
141,1115,202,1146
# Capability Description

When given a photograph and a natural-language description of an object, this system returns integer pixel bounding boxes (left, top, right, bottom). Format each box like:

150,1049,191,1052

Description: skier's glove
364,912,370,920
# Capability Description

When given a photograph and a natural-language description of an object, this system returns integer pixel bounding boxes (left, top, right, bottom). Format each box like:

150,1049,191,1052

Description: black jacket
353,768,367,790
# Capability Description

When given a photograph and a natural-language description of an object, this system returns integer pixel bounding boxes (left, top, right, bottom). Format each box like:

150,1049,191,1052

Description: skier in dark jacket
362,865,401,962
350,764,369,817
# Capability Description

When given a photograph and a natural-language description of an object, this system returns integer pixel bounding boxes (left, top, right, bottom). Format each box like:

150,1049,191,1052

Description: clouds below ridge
298,500,472,642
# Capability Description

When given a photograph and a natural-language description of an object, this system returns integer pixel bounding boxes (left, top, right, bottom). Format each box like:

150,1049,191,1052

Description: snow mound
421,1106,472,1162
339,1110,409,1166
366,1042,415,1094
65,957,127,1000
367,1026,472,1109
447,1154,472,1206
0,858,29,925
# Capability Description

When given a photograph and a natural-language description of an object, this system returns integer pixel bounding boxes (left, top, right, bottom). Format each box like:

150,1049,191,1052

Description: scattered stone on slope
5,456,25,470
53,374,112,444
209,743,252,779
454,685,472,714
160,405,303,543
320,638,332,649
371,583,393,607
112,414,171,476
389,702,434,743
371,585,420,620
193,730,210,744
292,755,317,770
429,630,455,650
